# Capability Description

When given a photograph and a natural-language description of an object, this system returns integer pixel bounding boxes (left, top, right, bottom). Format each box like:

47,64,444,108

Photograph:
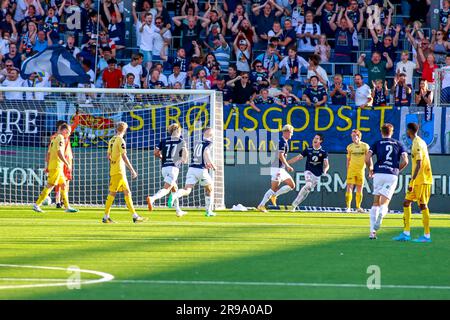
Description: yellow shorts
109,174,130,193
347,173,365,186
48,169,66,186
405,184,431,204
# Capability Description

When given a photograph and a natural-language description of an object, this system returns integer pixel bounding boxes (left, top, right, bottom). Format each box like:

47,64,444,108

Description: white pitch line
0,264,114,290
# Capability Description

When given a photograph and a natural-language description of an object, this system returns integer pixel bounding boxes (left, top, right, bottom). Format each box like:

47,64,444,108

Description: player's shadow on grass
3,212,449,300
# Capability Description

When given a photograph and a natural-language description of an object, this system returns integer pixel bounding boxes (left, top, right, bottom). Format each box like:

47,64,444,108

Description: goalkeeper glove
408,180,415,192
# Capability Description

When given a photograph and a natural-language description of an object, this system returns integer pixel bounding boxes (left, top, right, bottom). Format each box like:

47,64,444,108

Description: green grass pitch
0,206,449,300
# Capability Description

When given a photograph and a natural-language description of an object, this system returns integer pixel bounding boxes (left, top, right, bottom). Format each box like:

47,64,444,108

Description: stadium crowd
0,0,449,109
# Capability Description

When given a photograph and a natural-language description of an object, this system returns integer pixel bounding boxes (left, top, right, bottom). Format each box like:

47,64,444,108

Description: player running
393,123,433,243
33,124,78,213
171,127,216,217
290,134,329,211
365,123,408,239
146,123,188,215
345,130,370,213
103,122,145,223
257,124,296,213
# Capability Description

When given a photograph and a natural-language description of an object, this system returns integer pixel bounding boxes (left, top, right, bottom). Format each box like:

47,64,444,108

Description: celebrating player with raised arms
146,123,188,215
171,127,216,217
393,123,433,243
345,130,370,212
257,124,296,212
365,123,408,239
103,122,145,224
289,134,329,211
33,124,78,213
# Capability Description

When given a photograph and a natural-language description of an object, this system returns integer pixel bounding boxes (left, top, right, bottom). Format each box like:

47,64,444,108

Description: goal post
0,87,225,210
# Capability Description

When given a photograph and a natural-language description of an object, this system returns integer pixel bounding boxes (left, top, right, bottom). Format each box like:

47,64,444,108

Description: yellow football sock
403,206,412,232
61,189,69,208
124,194,136,214
105,195,115,215
355,192,362,209
421,208,430,235
36,187,52,206
345,192,352,208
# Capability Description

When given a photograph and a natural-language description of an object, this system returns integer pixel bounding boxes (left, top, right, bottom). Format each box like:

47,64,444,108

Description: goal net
434,67,450,108
0,87,225,210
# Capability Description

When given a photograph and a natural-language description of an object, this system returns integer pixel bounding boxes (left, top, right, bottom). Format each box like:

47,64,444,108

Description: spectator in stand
371,79,389,107
147,68,165,88
302,75,328,107
278,18,297,55
296,10,321,56
409,0,431,25
440,0,450,30
395,51,417,88
357,52,393,87
102,58,122,88
192,68,211,89
98,30,117,57
4,43,22,69
233,18,257,47
138,13,157,69
0,60,14,82
349,74,373,109
369,24,401,62
290,0,308,28
228,4,249,35
154,0,172,29
63,35,81,58
430,29,450,66
306,53,329,88
172,14,210,56
251,87,285,112
255,44,279,78
415,79,433,107
104,0,126,52
212,75,232,104
153,62,168,86
392,73,412,107
329,6,354,64
227,72,256,105
20,21,37,58
267,21,282,43
161,47,194,73
122,53,144,87
314,34,330,63
275,84,301,105
347,1,364,52
33,30,52,52
250,60,270,92
234,34,251,73
207,65,221,88
440,54,450,104
24,71,50,100
83,10,101,46
0,68,24,100
315,1,335,40
204,9,226,37
279,46,308,96
417,50,438,90
211,33,231,71
43,1,65,43
168,62,187,88
203,53,218,75
252,0,284,50
224,64,238,82
329,74,349,105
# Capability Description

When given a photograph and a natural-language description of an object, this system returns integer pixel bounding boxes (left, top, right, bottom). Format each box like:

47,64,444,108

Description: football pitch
0,206,449,300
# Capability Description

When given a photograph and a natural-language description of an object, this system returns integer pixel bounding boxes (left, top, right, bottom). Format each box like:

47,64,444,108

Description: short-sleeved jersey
108,135,127,176
301,146,328,177
411,136,433,185
369,138,407,176
347,142,370,173
274,138,289,168
303,86,327,104
189,139,212,169
48,134,65,171
157,137,187,168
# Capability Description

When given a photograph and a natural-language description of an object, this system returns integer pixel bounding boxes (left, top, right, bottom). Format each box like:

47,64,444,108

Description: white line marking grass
0,264,114,290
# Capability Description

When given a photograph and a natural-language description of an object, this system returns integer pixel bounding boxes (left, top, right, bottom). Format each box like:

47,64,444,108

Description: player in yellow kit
103,121,145,224
33,124,78,213
393,123,433,243
345,130,370,212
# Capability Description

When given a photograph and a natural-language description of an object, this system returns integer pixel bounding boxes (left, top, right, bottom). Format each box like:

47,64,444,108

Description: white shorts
161,166,179,185
270,167,292,183
304,170,320,188
185,167,213,186
373,173,398,200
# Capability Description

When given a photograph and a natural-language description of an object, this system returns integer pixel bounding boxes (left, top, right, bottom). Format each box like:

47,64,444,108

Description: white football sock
152,188,170,201
292,184,312,208
275,185,293,197
259,189,275,207
132,213,139,219
369,206,379,233
205,196,212,212
173,197,182,213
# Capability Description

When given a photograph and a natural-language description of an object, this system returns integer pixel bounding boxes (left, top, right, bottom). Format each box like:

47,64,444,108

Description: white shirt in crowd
355,83,372,107
2,77,25,100
296,23,321,52
441,65,450,89
137,21,158,51
306,66,329,87
279,55,308,82
168,72,187,88
152,29,172,57
122,63,143,87
25,73,51,100
159,73,168,86
235,48,251,72
395,60,416,86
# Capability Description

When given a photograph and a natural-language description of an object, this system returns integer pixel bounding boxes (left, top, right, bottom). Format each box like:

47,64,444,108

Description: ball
42,196,52,206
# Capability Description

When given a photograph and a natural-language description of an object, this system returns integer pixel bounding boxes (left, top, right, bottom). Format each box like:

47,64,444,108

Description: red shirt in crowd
422,61,438,84
102,68,123,88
